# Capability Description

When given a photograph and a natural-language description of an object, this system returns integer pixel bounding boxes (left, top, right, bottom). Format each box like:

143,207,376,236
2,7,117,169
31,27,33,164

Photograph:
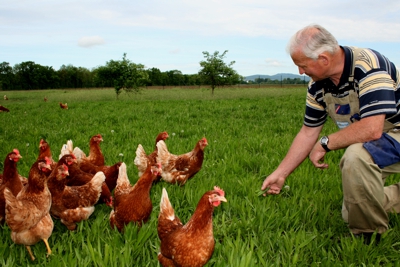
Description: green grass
1,87,400,266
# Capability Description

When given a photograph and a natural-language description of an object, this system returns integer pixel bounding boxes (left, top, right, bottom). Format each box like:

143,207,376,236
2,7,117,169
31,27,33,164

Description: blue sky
2,0,400,77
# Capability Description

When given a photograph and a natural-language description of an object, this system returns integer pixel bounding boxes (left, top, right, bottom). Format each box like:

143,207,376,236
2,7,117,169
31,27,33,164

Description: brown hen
157,186,227,267
64,157,114,208
4,157,53,261
156,137,208,185
0,149,23,223
37,139,57,171
0,105,10,112
74,134,105,167
109,162,161,232
37,139,53,161
59,102,68,109
134,131,169,177
48,164,105,230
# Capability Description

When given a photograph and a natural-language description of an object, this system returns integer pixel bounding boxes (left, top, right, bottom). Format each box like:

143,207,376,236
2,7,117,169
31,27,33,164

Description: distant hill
245,73,310,82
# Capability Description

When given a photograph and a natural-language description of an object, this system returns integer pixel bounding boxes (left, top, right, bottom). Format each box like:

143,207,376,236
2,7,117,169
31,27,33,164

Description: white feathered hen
134,131,169,177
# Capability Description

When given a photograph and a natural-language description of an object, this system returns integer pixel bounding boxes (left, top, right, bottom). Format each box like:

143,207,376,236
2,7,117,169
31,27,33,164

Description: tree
146,67,166,86
93,66,114,88
198,50,242,94
12,61,58,90
98,53,148,98
0,62,14,90
165,70,185,86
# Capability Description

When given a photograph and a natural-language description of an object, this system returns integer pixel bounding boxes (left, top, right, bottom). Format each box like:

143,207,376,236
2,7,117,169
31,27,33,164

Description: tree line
0,51,306,94
0,51,243,93
0,60,207,91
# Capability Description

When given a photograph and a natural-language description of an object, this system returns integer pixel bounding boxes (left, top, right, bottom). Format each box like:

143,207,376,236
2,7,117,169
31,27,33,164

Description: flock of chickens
0,132,227,266
0,95,66,111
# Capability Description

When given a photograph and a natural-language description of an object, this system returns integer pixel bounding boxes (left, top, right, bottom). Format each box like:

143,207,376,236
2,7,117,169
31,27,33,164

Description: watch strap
321,143,331,152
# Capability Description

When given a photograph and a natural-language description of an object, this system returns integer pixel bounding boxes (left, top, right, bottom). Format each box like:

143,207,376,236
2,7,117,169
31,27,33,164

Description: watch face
321,136,328,145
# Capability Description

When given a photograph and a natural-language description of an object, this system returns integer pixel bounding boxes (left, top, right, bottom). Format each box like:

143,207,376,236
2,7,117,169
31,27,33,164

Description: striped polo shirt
304,46,400,127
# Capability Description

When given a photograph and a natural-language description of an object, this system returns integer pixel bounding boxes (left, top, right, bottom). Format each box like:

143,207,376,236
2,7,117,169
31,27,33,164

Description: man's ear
318,53,330,65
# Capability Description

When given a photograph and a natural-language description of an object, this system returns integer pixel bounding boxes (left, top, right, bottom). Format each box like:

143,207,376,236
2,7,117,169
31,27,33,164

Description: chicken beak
217,196,227,202
45,163,52,170
211,195,227,207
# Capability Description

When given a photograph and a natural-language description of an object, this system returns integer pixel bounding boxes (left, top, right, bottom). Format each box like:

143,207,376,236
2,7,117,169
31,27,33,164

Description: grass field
1,87,400,266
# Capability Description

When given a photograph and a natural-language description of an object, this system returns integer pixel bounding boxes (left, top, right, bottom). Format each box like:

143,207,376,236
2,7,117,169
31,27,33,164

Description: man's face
291,50,327,81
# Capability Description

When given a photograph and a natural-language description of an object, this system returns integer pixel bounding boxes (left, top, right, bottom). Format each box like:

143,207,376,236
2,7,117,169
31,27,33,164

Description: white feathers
160,188,175,221
90,171,106,189
156,140,170,165
133,144,148,176
58,139,87,161
59,140,74,159
114,162,133,197
73,147,86,161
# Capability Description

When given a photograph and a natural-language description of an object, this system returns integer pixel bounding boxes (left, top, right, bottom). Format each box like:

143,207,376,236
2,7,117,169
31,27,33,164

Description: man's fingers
261,182,269,191
262,188,280,196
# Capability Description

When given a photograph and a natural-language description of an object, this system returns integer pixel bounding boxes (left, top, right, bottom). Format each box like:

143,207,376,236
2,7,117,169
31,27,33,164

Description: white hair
286,24,339,59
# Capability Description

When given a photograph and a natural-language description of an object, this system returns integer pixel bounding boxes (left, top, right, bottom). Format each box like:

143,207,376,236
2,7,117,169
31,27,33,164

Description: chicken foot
26,246,35,261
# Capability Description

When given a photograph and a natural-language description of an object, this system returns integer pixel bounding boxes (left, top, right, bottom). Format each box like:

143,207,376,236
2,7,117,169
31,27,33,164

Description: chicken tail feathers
59,140,74,159
73,147,86,161
158,188,182,240
4,188,17,217
134,144,148,176
4,188,40,231
90,171,106,190
114,162,131,197
156,140,170,166
66,140,74,154
160,188,174,218
116,162,129,188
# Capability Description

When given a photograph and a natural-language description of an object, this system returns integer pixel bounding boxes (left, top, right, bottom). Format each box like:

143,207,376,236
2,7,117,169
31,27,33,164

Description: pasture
1,87,400,266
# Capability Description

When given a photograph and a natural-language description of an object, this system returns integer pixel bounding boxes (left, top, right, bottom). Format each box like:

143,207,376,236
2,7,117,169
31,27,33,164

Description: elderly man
261,24,400,243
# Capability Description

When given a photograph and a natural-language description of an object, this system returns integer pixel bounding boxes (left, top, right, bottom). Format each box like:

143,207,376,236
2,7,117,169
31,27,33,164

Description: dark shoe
353,232,381,245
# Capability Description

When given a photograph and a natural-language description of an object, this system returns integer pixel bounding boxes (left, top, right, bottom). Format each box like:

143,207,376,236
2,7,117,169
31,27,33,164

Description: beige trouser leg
341,130,400,234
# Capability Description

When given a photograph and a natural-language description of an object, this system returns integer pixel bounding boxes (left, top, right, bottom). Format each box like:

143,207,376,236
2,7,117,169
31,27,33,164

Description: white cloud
169,49,181,54
265,58,284,68
78,36,105,48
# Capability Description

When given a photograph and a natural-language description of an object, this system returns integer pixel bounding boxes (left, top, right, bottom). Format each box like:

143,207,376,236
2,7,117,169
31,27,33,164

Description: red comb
202,137,208,144
13,149,20,155
62,164,68,171
44,157,52,165
213,186,225,197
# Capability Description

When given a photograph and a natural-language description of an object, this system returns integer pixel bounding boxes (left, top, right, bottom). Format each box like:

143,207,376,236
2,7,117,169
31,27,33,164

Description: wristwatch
320,136,331,152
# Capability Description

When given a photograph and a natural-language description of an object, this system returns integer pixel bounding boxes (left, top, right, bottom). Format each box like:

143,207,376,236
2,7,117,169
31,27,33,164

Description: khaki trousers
341,129,400,234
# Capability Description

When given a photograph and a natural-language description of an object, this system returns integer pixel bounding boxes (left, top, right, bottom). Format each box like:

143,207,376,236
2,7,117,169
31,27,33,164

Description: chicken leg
26,246,35,261
43,238,52,257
